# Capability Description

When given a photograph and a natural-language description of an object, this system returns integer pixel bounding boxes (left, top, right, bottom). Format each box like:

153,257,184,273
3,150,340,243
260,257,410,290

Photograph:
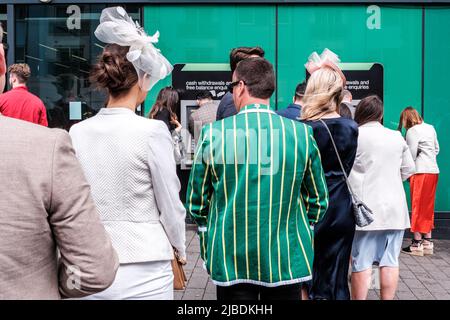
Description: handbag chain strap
318,119,356,198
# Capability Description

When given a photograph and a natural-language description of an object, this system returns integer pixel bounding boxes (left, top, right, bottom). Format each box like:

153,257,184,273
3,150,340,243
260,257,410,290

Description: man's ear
240,81,248,97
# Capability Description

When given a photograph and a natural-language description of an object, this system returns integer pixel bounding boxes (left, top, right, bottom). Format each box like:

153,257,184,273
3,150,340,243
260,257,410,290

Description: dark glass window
0,5,6,93
0,5,6,44
15,4,141,130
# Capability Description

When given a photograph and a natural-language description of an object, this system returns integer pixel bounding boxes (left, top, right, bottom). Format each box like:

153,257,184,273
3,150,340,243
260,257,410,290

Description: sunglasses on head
227,80,247,94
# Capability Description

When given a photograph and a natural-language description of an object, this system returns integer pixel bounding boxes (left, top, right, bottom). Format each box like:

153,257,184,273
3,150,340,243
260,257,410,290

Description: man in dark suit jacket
277,81,306,120
0,115,119,299
216,46,265,121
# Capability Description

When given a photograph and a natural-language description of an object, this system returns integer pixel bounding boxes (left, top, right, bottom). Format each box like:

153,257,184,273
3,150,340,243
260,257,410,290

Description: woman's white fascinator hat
94,6,173,91
305,48,346,84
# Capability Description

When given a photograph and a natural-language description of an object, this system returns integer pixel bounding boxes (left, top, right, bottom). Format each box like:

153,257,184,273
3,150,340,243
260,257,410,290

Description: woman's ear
137,85,149,106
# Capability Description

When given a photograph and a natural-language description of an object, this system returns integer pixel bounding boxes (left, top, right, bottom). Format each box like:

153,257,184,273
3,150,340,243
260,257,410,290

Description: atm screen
186,105,199,124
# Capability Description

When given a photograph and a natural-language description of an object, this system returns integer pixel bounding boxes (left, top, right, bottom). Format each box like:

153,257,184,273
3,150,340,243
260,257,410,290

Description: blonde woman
399,107,440,256
300,49,358,300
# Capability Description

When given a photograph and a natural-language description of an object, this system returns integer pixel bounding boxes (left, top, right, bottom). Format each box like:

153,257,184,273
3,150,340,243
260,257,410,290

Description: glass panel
143,5,276,114
143,5,276,203
0,5,6,44
277,5,422,130
0,5,6,93
15,4,141,130
277,5,422,210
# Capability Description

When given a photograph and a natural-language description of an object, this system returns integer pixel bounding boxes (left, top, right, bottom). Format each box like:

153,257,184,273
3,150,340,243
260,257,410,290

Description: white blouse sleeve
148,122,187,259
400,136,416,181
434,129,440,156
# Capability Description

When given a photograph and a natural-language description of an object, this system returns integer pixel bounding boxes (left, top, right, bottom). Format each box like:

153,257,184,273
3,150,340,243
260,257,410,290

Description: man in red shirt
0,63,48,126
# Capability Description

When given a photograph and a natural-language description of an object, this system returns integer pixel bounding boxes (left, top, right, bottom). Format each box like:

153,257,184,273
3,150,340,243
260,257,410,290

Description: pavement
176,224,450,300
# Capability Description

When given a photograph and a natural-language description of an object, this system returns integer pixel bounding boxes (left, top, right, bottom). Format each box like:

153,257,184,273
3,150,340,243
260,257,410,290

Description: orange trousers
410,173,439,234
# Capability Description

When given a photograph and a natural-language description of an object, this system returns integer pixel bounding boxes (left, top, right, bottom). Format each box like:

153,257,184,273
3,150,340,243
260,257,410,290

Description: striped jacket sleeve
301,126,329,224
186,126,213,261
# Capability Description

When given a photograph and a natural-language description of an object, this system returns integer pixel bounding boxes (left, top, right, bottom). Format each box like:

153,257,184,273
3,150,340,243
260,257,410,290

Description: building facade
1,1,449,237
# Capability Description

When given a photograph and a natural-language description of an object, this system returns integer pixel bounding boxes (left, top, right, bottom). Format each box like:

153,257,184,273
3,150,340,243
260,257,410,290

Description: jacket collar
361,121,382,128
239,103,271,113
98,107,136,116
287,103,301,110
12,86,28,91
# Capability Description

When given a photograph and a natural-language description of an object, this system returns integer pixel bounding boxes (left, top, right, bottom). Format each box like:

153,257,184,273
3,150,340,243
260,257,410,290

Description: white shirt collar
98,107,136,115
360,121,382,128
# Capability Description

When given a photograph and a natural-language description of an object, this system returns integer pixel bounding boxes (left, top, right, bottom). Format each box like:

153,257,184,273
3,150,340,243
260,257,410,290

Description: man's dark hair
234,57,275,100
196,90,213,101
294,81,306,100
229,46,265,73
339,103,352,119
90,44,138,99
354,95,383,126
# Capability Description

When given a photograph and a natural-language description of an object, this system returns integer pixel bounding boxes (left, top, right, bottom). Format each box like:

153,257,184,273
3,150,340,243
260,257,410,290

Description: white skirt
80,260,174,300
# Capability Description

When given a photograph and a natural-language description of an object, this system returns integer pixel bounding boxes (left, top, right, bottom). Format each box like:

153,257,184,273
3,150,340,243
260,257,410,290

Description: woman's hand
171,117,182,132
174,248,187,265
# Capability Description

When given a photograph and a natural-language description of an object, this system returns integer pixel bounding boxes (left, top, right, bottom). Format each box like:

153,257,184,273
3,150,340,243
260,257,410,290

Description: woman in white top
348,96,415,300
69,7,186,299
398,107,440,257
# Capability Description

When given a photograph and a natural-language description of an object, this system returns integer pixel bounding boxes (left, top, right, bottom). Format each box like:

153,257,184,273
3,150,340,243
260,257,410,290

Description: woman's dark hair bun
90,44,138,98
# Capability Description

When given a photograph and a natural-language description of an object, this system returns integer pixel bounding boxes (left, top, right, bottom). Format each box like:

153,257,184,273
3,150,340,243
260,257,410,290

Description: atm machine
179,100,199,170
306,62,384,119
172,63,232,203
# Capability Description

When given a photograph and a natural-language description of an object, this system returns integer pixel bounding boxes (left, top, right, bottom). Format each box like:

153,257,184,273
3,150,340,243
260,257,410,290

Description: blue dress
302,117,358,300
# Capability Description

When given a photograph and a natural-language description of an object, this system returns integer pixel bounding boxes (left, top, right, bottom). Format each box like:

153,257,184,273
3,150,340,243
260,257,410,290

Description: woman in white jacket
348,96,415,300
69,8,186,299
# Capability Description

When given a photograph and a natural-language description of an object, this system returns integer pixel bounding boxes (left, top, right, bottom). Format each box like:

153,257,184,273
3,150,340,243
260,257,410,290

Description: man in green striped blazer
186,57,329,300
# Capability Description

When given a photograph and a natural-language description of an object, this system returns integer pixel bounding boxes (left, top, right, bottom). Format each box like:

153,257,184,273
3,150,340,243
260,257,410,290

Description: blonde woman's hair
0,23,3,43
301,67,344,121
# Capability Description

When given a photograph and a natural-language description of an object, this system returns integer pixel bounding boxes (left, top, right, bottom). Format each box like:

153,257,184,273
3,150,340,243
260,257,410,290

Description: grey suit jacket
189,102,218,144
0,116,119,299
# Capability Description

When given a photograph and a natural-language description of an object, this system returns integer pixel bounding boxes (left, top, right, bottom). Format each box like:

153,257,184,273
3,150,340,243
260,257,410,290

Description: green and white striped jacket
186,103,328,287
